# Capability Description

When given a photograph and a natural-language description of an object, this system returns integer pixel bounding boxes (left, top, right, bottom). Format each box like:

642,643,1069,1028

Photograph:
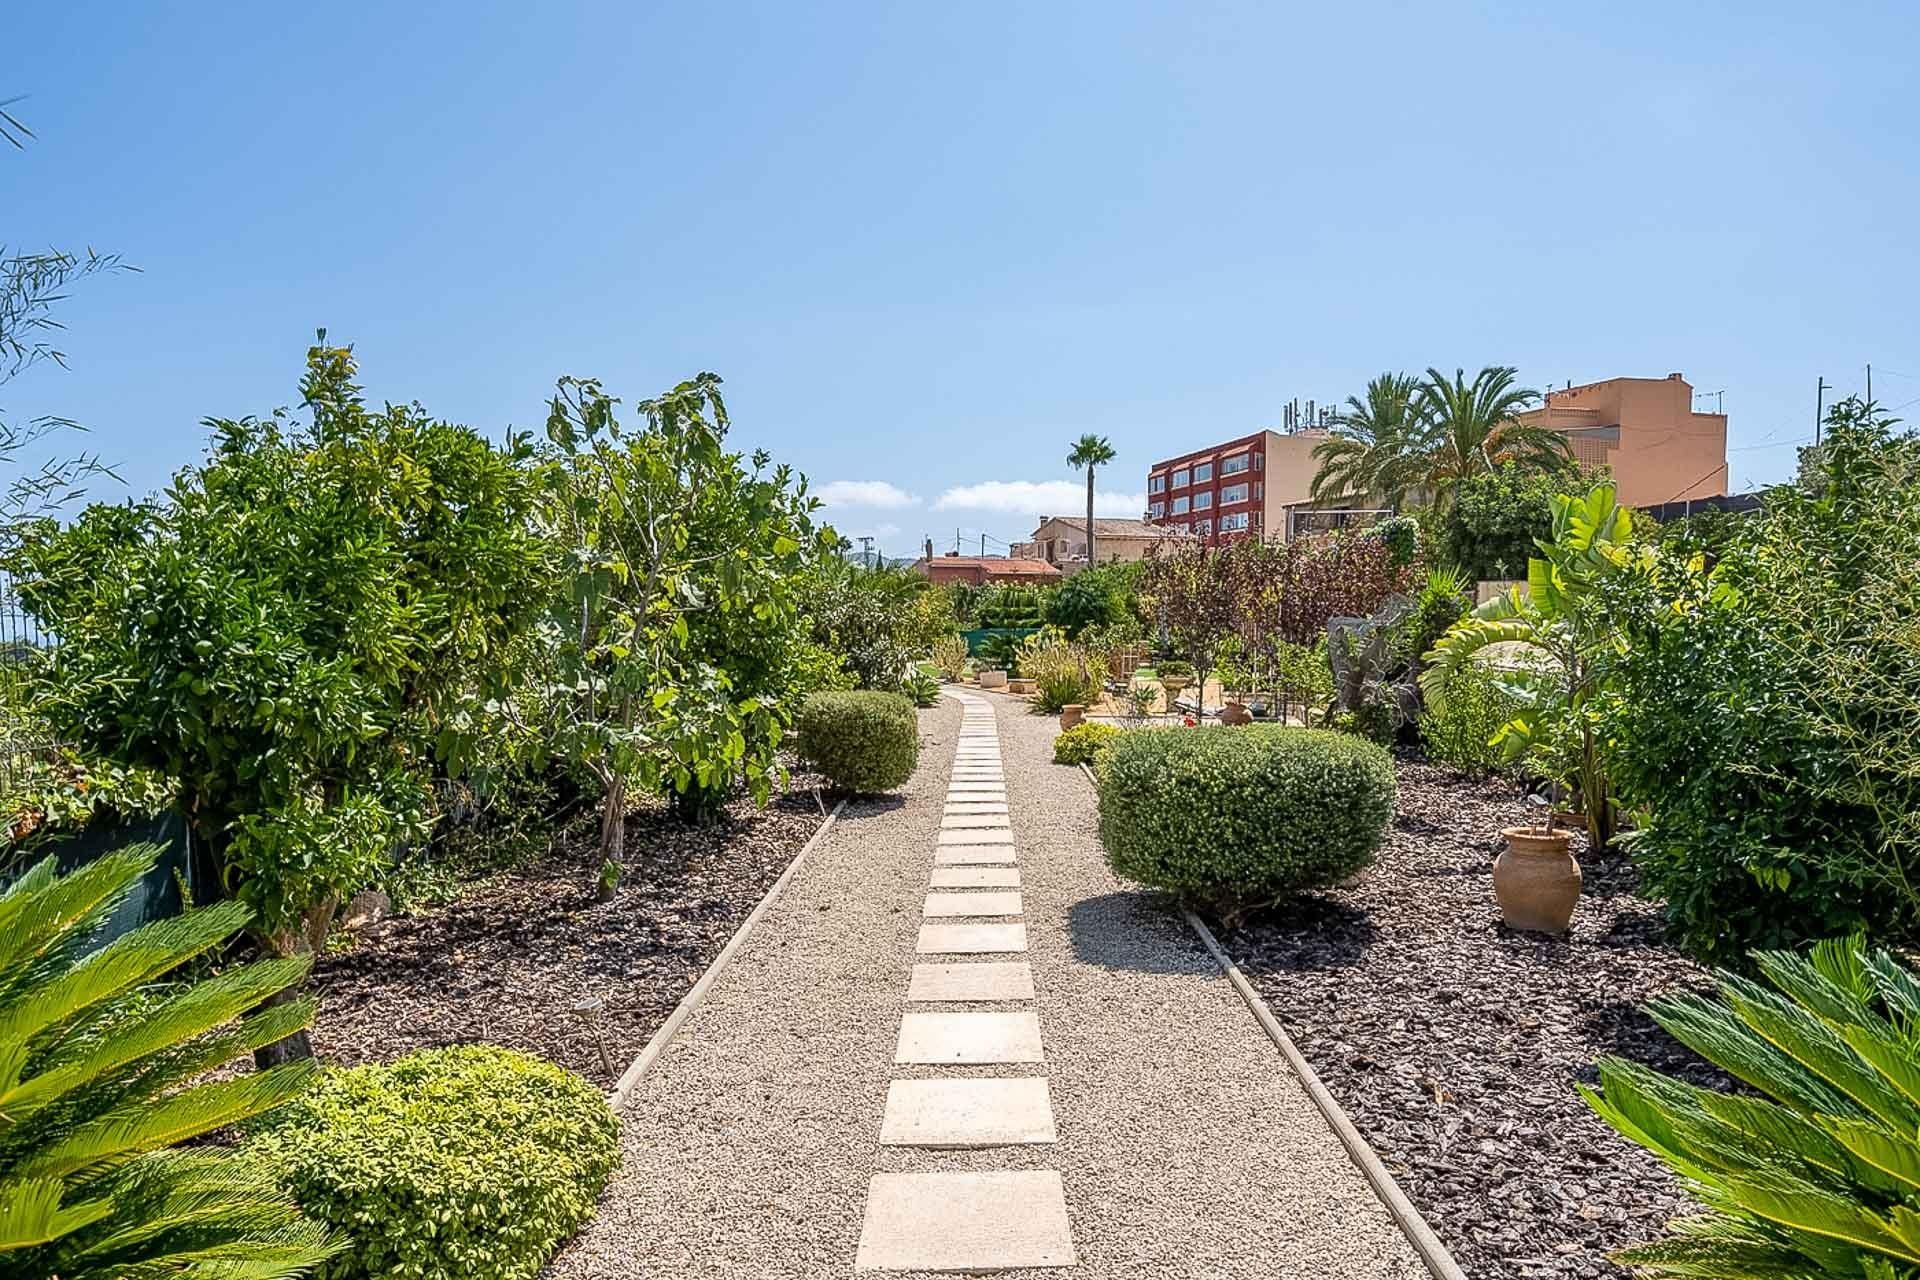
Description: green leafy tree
10,340,548,1058
1423,481,1633,849
1066,434,1117,564
1440,459,1589,581
1586,936,1920,1278
531,373,822,897
0,848,335,1279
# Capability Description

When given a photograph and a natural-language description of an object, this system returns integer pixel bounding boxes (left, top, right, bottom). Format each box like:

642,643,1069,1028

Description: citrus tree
9,340,547,1058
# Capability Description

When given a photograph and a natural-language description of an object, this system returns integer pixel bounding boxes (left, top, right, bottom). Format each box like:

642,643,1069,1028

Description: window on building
1220,483,1248,505
1253,452,1263,470
1253,481,1263,500
1194,491,1212,510
1222,453,1249,475
1196,518,1212,536
1148,473,1166,494
1148,501,1164,518
1171,495,1190,515
1193,461,1213,483
1219,511,1249,533
1171,468,1189,488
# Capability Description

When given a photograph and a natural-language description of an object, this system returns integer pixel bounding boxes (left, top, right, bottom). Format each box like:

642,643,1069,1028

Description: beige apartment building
1516,372,1728,507
1013,516,1190,572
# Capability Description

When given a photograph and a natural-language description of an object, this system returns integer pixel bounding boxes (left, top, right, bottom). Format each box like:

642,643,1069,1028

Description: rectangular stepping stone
916,921,1026,952
856,1170,1075,1271
894,1010,1044,1063
924,891,1022,918
951,770,1003,777
938,829,1014,846
947,782,1006,791
879,1077,1057,1147
944,801,1008,812
931,866,1021,888
934,848,1017,866
940,815,1010,829
907,960,1034,1001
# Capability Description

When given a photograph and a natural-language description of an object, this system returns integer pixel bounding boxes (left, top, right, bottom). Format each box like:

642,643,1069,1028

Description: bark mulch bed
1217,758,1731,1280
309,777,829,1086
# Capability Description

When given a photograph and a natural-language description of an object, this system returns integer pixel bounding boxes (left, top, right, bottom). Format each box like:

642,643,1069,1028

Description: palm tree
1066,434,1116,565
1413,366,1565,505
1310,372,1423,506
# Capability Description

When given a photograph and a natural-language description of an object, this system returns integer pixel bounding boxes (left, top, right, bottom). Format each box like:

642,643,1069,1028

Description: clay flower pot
1059,704,1085,730
1494,826,1582,933
1220,700,1252,726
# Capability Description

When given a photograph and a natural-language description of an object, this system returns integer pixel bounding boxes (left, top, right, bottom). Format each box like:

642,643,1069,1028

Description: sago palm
1310,372,1424,506
1066,434,1116,562
0,847,335,1279
1414,365,1565,507
1587,935,1920,1278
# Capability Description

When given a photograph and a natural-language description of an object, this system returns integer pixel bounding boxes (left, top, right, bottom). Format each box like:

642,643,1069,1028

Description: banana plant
1586,935,1920,1278
0,847,335,1279
1422,482,1639,849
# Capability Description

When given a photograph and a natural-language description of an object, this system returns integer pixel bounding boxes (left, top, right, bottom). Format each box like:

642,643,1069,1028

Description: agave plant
1587,936,1920,1278
0,847,335,1279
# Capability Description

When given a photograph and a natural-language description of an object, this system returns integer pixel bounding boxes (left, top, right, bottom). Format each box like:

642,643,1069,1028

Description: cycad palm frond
0,851,333,1278
1587,936,1920,1277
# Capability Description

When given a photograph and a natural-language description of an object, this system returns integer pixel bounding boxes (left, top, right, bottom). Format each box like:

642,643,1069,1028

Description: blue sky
9,1,1918,555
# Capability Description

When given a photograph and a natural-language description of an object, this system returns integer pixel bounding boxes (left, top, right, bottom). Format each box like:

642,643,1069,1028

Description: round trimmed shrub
1096,725,1396,918
246,1045,619,1280
1053,722,1121,766
793,690,919,792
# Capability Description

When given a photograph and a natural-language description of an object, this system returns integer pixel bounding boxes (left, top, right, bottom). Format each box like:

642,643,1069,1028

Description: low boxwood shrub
1096,725,1396,919
1053,722,1121,766
246,1045,618,1280
793,690,919,793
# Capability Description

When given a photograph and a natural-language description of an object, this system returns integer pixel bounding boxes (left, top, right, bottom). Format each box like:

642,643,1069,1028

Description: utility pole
1816,377,1831,444
857,535,875,571
1867,363,1873,404
979,532,987,556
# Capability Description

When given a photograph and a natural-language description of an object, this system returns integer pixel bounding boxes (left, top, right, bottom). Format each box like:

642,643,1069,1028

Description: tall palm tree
1307,366,1568,512
1066,434,1116,564
1413,365,1565,505
1311,372,1423,506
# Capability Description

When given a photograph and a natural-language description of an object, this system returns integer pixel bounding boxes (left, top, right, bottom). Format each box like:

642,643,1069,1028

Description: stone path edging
608,797,849,1111
1076,761,1467,1280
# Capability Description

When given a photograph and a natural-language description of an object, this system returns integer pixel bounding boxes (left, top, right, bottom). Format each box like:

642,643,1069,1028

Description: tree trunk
1084,469,1096,566
596,773,627,902
251,928,316,1069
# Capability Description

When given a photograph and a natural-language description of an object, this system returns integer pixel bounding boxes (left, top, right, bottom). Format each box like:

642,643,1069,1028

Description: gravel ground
310,778,827,1080
1219,758,1726,1279
551,690,1425,1279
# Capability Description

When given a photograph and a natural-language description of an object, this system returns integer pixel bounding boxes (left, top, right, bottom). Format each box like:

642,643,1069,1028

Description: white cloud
817,479,918,509
932,479,1146,518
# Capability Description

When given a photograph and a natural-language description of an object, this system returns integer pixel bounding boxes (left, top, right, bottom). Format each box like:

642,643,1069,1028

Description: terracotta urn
1220,700,1252,726
978,669,1007,690
1494,826,1581,933
1060,704,1085,730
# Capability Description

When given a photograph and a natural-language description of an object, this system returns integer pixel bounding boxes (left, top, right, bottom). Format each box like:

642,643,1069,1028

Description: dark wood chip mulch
1218,759,1732,1280
309,778,829,1087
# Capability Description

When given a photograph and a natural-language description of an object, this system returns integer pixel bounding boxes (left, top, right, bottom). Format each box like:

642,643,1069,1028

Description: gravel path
551,690,1424,1278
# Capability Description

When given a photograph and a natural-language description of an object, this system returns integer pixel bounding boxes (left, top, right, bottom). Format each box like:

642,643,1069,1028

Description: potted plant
1157,659,1193,697
1059,704,1085,730
1494,795,1581,933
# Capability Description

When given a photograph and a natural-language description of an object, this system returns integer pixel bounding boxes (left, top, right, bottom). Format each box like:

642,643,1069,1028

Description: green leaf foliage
1598,399,1920,966
246,1045,617,1280
1440,459,1589,582
1417,657,1526,775
8,340,547,944
1094,726,1396,920
0,847,334,1280
1586,936,1920,1278
1052,722,1120,766
793,691,919,794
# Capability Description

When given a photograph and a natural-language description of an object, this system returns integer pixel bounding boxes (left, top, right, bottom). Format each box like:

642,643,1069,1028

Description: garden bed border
1077,761,1466,1280
607,796,848,1111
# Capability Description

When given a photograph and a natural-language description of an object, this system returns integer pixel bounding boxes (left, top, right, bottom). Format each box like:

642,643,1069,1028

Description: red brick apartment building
1144,429,1335,542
